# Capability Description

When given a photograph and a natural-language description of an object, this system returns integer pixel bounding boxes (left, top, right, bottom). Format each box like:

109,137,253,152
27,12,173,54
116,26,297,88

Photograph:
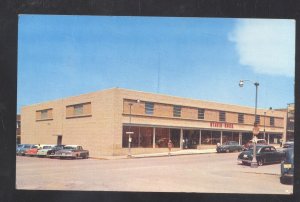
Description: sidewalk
93,145,283,160
93,148,217,160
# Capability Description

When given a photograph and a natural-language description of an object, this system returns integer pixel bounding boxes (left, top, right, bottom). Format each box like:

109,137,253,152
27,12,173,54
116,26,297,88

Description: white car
36,145,55,157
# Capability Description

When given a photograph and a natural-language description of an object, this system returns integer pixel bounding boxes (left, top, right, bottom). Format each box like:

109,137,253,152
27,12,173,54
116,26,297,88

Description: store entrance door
183,130,200,149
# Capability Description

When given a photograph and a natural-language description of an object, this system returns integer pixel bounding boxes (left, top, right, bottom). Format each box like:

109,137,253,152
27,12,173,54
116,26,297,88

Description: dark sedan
280,148,294,184
216,141,243,153
238,145,285,166
47,145,65,157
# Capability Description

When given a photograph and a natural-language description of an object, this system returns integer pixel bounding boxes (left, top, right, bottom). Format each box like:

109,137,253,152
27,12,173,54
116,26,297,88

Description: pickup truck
50,145,89,159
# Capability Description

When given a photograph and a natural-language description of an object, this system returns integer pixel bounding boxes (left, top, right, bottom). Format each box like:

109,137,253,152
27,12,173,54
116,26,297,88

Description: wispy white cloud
229,19,295,77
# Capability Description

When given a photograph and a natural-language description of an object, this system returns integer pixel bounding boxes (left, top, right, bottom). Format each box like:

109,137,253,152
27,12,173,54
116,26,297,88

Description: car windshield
43,146,52,149
63,146,76,150
24,145,31,148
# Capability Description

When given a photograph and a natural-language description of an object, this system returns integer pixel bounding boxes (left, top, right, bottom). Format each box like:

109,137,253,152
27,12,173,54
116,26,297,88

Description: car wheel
258,159,264,166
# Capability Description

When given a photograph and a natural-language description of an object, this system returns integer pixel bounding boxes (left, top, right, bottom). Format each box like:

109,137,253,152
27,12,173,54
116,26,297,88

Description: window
255,115,260,124
122,126,153,148
238,113,244,124
74,104,84,115
270,117,275,126
198,108,205,119
173,105,181,117
66,102,91,118
36,108,53,121
219,111,226,122
145,102,154,115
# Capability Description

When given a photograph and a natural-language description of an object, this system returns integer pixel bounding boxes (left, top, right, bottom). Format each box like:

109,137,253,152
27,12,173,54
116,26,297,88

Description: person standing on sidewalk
168,140,173,156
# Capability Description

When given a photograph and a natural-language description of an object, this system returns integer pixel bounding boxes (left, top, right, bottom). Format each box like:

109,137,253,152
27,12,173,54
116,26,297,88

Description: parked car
47,145,65,157
242,139,267,151
50,145,89,159
238,145,285,166
283,141,294,148
25,145,41,157
36,145,55,157
16,144,35,156
280,148,294,184
216,141,243,153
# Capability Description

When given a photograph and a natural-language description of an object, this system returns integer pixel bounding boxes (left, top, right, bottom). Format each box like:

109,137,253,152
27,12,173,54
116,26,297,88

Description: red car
25,145,41,157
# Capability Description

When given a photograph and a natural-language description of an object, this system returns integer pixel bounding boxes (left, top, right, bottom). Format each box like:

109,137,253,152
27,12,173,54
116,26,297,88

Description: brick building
16,114,21,144
21,88,287,158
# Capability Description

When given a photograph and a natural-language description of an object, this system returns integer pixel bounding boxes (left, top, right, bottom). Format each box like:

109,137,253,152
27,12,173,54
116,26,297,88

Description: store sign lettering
210,122,234,128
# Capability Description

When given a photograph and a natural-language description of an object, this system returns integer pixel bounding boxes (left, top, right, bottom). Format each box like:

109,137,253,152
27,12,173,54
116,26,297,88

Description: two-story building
21,88,287,158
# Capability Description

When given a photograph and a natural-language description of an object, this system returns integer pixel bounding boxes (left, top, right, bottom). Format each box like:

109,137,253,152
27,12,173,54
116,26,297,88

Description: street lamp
127,99,140,158
263,111,266,140
239,80,259,168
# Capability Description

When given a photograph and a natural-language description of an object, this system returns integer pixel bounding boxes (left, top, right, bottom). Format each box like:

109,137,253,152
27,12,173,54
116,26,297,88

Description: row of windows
36,102,91,121
142,102,275,126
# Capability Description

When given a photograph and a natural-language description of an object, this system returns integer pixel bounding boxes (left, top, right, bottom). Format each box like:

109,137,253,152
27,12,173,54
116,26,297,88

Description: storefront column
153,128,156,148
220,131,223,144
199,130,202,146
239,132,242,145
267,133,270,144
180,128,183,149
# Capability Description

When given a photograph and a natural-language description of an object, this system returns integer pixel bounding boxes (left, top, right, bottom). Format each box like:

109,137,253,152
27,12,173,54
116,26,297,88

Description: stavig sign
210,122,234,128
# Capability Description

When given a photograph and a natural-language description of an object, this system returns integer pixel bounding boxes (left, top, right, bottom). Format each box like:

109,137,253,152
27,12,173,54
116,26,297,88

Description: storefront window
232,132,239,142
155,128,170,148
139,127,153,148
183,130,200,149
212,131,221,145
201,130,211,145
170,129,180,148
269,134,282,144
222,131,233,143
122,126,140,148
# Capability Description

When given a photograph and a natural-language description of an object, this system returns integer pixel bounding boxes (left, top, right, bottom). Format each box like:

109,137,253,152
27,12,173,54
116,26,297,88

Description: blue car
280,148,294,184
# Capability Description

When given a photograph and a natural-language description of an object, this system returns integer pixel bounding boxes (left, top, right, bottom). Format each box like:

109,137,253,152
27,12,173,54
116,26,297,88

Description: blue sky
17,15,295,113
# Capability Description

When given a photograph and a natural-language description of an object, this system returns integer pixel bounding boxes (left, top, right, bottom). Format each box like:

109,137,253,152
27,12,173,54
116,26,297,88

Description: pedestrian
168,140,173,156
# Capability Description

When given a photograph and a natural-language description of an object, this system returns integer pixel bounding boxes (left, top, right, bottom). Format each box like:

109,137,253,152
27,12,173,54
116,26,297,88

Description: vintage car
50,145,89,159
16,144,35,156
280,148,294,184
24,145,41,157
283,141,294,148
47,145,65,157
36,145,55,157
238,145,285,166
216,141,243,153
242,139,267,151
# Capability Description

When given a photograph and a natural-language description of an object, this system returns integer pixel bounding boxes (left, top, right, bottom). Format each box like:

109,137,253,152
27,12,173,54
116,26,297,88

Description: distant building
16,114,21,144
21,88,287,158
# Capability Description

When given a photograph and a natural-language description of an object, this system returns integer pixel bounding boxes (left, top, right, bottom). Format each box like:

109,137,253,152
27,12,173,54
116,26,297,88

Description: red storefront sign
210,122,234,128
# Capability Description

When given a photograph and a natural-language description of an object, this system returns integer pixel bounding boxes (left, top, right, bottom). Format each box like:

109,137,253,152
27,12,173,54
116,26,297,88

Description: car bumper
237,158,252,164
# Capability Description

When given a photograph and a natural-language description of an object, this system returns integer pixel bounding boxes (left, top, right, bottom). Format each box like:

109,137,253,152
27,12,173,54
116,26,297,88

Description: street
16,153,293,194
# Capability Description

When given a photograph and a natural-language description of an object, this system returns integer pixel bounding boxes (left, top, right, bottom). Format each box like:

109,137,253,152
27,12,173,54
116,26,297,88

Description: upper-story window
173,105,181,117
255,115,260,124
270,117,275,126
238,113,244,124
36,108,53,121
66,102,91,118
198,108,205,119
145,102,154,115
219,111,226,122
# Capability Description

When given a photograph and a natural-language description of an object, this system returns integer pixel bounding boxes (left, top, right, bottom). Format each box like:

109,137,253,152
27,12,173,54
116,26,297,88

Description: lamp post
264,111,266,140
239,80,259,168
127,100,140,158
